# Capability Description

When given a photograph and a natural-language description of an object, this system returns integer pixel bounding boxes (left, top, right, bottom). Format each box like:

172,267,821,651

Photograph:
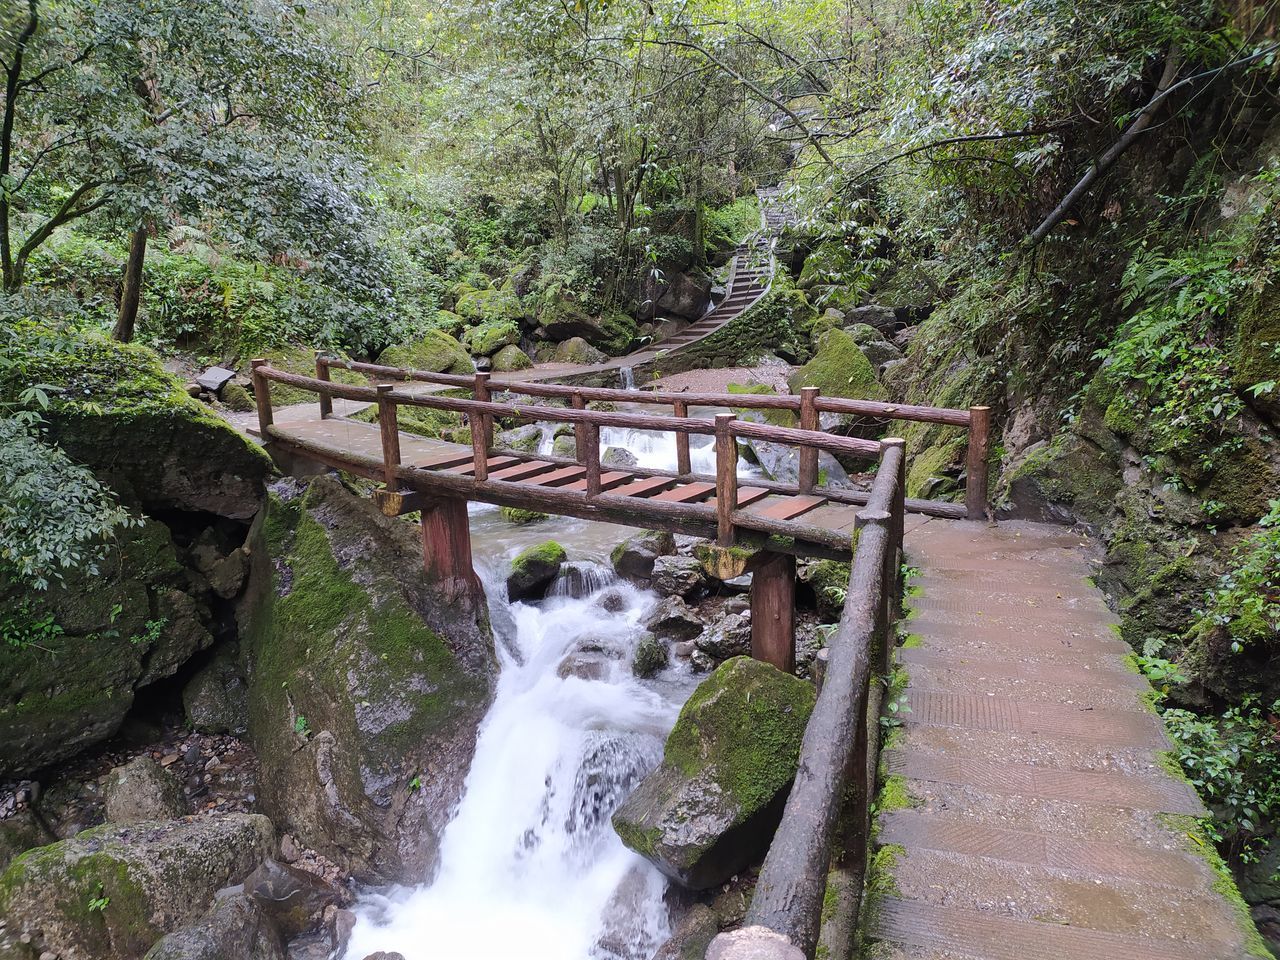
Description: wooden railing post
584,421,601,496
376,384,401,488
249,359,273,437
715,414,738,546
673,399,692,476
966,405,992,521
474,371,493,454
469,409,489,482
315,353,333,419
798,386,820,493
572,391,588,463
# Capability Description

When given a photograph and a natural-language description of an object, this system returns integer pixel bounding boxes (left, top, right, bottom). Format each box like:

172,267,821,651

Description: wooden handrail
727,443,907,959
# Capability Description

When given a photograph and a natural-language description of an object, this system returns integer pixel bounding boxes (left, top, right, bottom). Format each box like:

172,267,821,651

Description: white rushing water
343,413,750,960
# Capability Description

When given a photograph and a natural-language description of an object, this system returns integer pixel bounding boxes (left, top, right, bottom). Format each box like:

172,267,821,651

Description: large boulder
490,344,532,372
787,328,887,403
552,337,608,365
376,329,473,375
505,540,568,601
0,809,53,874
182,645,250,736
846,322,902,370
103,757,190,824
612,657,816,889
651,555,706,600
693,614,752,661
639,271,713,322
143,894,285,960
0,814,275,960
0,324,270,521
0,518,219,777
238,477,495,884
540,302,638,355
642,596,704,642
241,858,343,939
611,530,676,583
460,320,520,357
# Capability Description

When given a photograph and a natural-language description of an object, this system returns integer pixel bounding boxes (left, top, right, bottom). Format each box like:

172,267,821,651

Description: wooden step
650,481,716,503
564,471,632,492
524,465,586,486
744,494,828,521
706,486,770,508
446,455,520,475
611,476,676,498
487,459,557,482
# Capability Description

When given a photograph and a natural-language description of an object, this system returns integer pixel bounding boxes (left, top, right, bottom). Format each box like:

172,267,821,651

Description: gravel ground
650,361,794,395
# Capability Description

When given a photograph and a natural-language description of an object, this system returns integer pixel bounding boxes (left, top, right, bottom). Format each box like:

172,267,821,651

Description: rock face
505,540,568,601
0,814,275,960
0,518,221,777
241,858,343,939
611,530,676,583
143,894,285,960
639,271,713,322
612,657,816,889
238,477,495,884
651,555,706,600
540,302,638,354
103,757,190,824
182,645,250,735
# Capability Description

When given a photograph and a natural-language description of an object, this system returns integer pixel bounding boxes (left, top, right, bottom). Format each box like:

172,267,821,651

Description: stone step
896,646,1143,690
903,662,1148,712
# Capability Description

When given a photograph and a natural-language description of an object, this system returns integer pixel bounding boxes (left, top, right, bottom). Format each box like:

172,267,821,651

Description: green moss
787,328,888,402
612,821,662,859
663,656,816,811
461,320,520,356
1195,435,1280,525
1159,813,1275,959
900,633,924,649
219,381,255,412
500,506,549,525
455,287,521,325
726,383,797,428
632,635,669,678
491,344,533,371
865,843,904,896
510,540,567,576
377,329,473,374
1233,277,1280,423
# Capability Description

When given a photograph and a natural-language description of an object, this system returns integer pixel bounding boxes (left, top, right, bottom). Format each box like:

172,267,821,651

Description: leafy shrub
1192,501,1280,655
1164,696,1280,865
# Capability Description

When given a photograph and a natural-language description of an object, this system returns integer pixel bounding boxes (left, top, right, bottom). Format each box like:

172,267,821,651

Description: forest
0,0,1278,958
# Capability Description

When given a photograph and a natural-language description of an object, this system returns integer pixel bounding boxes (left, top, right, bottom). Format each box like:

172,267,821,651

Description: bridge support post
420,497,483,604
966,405,992,520
751,551,795,674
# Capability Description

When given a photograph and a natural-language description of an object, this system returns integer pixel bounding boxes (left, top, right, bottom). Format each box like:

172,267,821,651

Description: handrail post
798,386,820,493
966,405,992,521
376,384,401,488
572,391,588,463
315,353,333,419
715,414,738,547
673,399,692,476
883,438,907,668
469,411,489,482
474,372,493,454
250,359,273,437
584,421,601,496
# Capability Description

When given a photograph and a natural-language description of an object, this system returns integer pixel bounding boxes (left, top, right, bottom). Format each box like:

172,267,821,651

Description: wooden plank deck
265,417,869,557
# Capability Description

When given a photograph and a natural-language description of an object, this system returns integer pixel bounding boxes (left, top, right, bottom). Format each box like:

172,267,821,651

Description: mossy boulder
632,635,669,678
505,540,567,602
491,344,533,372
377,329,473,375
102,757,190,825
454,287,521,325
553,337,608,365
539,302,638,355
611,530,676,583
218,381,255,413
0,518,219,777
787,328,887,403
611,656,816,889
142,893,284,960
460,320,520,357
0,324,270,519
237,476,495,884
0,814,275,960
499,506,548,525
182,645,249,736
846,322,902,369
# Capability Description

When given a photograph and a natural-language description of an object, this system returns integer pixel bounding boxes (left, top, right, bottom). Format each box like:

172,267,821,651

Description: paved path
868,519,1267,960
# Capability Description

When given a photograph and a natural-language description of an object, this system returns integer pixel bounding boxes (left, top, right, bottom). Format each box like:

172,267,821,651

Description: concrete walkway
867,519,1269,960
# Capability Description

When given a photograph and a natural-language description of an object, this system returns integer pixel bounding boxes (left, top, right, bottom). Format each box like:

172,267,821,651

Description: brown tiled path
866,518,1271,960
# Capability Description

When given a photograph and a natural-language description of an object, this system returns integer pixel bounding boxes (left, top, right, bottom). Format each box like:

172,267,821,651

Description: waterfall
341,558,675,960
618,367,636,391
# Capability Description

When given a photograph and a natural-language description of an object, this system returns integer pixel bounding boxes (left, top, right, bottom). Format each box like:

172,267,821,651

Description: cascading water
618,367,637,391
343,405,758,960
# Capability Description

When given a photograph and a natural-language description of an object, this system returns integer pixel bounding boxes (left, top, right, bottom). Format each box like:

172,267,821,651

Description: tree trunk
113,223,148,343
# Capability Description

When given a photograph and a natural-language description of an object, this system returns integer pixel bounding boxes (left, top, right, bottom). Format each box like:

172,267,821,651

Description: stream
342,419,759,959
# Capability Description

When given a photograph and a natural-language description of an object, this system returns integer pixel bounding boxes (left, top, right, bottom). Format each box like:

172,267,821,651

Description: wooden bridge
247,357,1264,960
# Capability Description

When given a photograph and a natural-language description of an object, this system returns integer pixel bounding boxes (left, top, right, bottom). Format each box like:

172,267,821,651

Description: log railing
249,361,885,551
312,355,991,519
708,441,907,960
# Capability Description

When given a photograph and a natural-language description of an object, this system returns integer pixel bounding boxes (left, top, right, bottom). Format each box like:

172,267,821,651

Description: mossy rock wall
0,520,220,777
237,476,495,884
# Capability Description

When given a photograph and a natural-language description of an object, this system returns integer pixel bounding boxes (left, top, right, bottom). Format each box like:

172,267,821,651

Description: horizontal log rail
314,355,991,518
716,442,907,960
249,360,893,555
